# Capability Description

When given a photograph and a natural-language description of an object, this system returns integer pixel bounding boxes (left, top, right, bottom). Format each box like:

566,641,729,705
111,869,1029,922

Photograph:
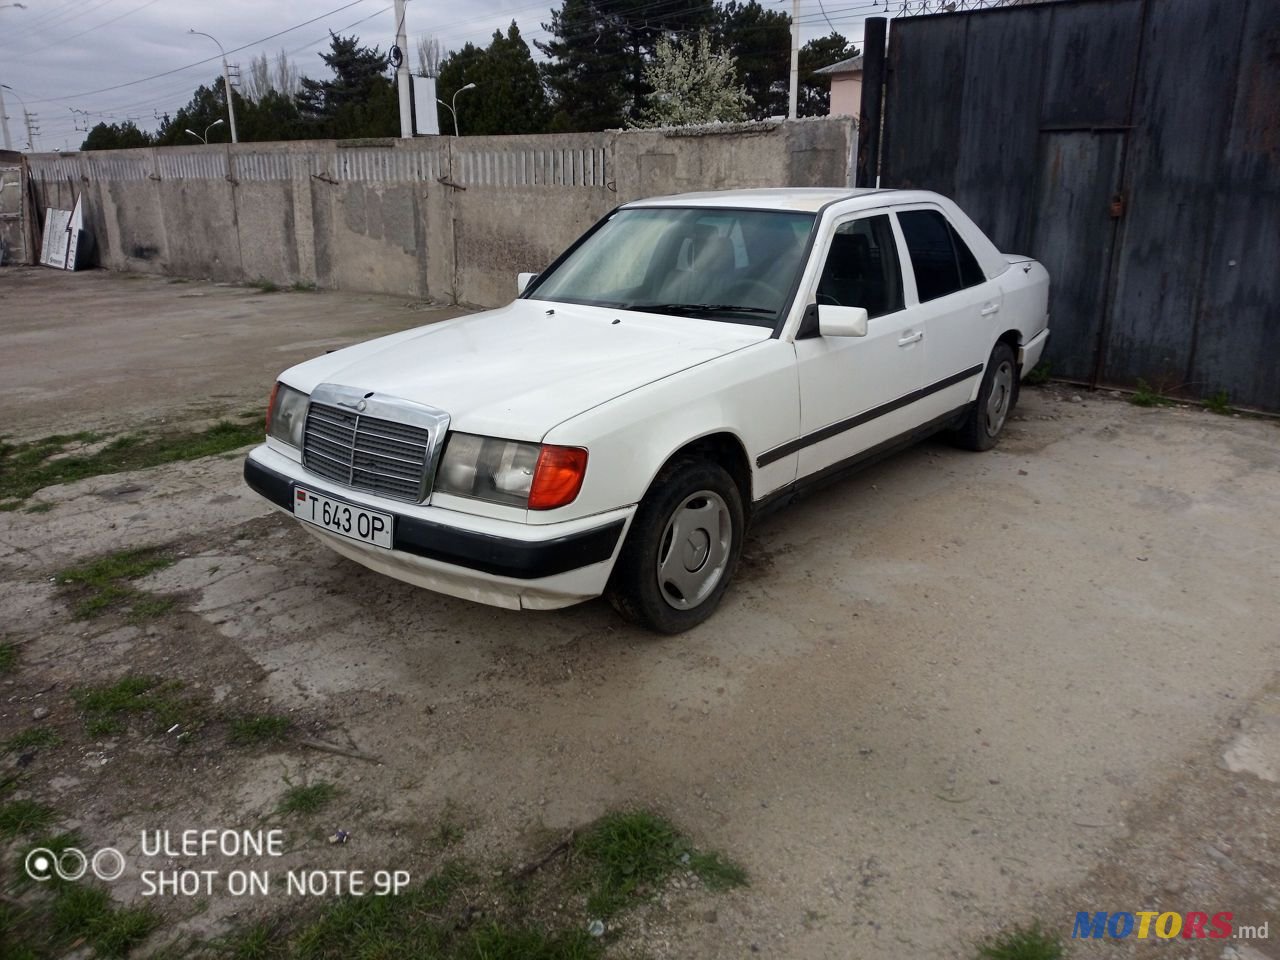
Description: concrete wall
25,119,855,307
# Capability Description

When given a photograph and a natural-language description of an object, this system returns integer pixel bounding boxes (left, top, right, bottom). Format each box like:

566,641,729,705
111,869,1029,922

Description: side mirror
517,272,538,295
818,304,869,338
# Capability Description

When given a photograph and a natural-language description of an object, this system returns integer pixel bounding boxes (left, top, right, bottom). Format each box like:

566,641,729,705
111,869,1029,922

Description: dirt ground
1,269,1277,958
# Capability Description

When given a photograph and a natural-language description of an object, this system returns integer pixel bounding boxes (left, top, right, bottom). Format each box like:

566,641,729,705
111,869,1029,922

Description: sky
0,0,878,151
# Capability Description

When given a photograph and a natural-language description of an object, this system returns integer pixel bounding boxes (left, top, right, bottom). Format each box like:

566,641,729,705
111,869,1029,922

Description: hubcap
656,490,732,611
985,360,1014,436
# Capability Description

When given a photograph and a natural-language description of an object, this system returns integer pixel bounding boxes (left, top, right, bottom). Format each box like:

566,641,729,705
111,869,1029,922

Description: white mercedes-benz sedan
244,188,1049,633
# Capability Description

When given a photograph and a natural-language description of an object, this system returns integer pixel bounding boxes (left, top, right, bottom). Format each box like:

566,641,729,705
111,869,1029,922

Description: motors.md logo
1073,911,1269,941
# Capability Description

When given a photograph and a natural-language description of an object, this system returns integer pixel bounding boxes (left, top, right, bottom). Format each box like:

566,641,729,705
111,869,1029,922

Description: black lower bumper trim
243,456,624,580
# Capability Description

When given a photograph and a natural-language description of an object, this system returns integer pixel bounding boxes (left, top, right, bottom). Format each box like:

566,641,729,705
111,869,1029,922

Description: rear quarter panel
999,260,1051,347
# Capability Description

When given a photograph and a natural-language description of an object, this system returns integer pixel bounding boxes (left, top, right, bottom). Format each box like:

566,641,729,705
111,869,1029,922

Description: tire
606,459,745,634
952,342,1018,451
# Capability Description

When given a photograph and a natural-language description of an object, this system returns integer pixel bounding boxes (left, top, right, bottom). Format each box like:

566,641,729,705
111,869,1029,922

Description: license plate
293,487,393,549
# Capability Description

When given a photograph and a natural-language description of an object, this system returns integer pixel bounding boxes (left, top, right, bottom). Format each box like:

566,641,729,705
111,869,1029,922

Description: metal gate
868,0,1280,412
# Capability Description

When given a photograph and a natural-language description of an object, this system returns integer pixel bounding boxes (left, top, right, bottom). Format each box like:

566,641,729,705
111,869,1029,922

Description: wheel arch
650,430,753,513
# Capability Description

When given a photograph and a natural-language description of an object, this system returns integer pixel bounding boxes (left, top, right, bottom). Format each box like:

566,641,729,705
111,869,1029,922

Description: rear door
894,206,999,421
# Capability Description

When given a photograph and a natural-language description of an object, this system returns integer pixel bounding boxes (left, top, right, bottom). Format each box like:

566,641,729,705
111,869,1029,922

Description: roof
813,55,864,77
623,187,892,213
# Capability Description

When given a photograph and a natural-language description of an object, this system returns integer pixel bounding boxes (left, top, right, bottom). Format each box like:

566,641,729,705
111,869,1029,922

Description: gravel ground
1,270,1276,957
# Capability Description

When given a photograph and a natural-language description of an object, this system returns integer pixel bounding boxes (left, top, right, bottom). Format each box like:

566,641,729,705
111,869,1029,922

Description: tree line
81,0,857,150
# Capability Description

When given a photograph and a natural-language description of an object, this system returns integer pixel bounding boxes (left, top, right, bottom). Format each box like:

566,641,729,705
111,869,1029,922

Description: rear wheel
953,342,1017,451
606,459,744,634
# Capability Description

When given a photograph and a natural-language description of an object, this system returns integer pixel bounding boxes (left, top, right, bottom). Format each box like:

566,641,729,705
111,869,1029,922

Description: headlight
436,433,587,510
266,382,309,449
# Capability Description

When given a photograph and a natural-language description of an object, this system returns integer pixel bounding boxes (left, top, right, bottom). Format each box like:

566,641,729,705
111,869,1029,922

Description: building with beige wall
814,55,864,117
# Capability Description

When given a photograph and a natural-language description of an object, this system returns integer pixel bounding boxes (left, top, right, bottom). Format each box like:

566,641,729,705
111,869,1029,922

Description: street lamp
0,82,32,151
436,82,476,137
188,29,239,143
184,118,225,144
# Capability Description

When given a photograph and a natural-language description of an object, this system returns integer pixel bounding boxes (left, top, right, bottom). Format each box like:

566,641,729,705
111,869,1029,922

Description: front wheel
952,342,1017,451
605,460,745,634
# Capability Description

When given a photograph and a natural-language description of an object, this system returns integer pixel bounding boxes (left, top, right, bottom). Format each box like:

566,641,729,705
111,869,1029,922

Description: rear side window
897,209,985,302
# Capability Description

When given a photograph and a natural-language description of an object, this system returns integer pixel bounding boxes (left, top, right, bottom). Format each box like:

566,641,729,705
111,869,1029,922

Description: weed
167,277,190,284
51,883,161,957
0,419,264,507
1205,390,1233,415
56,547,175,621
976,923,1064,960
0,641,15,675
0,799,56,837
290,281,317,293
1024,361,1052,386
229,714,293,745
278,782,338,816
1130,379,1173,408
5,727,61,752
247,277,281,294
24,502,53,514
573,810,745,916
73,675,191,737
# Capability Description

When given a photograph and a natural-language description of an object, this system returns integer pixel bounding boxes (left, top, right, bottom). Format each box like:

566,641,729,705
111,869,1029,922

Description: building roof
813,55,865,77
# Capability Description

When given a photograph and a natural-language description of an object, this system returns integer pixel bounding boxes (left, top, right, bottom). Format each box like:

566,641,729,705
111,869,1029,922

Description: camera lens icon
25,846,125,882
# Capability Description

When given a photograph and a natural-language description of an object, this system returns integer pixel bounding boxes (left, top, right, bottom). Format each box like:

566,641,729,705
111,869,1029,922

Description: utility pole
393,0,413,138
788,0,800,120
189,30,239,143
0,85,11,151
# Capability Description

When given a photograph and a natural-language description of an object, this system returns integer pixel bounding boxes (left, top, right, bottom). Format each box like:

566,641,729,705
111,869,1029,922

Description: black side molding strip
757,363,984,467
243,457,624,580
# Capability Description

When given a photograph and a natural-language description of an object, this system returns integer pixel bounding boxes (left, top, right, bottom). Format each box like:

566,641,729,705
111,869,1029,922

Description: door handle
980,303,1001,316
897,331,924,347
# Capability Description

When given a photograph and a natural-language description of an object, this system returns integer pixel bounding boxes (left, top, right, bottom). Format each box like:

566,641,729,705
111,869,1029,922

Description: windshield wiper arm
627,302,776,317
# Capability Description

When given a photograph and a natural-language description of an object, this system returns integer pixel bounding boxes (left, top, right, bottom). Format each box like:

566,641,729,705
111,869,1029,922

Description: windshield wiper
627,302,777,317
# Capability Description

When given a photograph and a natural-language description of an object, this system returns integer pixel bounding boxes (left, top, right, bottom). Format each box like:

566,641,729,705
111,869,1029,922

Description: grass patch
24,502,53,514
976,923,1063,960
5,727,61,752
0,419,264,507
1205,389,1233,415
246,277,281,293
290,281,317,293
278,782,338,816
0,641,16,675
0,799,56,838
574,810,746,917
229,713,293,746
1024,360,1052,386
57,547,175,621
1130,379,1173,408
73,675,191,737
50,883,161,958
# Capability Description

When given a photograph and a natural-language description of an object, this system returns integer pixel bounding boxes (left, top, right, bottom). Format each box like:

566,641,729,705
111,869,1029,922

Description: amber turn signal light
265,381,280,433
528,445,588,510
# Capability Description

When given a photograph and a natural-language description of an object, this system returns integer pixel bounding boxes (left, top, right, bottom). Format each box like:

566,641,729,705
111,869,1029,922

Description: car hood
280,299,772,439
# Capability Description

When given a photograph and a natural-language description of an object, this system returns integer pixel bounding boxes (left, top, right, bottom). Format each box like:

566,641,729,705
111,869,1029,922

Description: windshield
528,207,816,326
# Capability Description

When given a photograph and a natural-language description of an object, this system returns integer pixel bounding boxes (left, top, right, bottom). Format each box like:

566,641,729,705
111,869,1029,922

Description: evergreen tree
80,121,154,151
715,0,791,119
295,33,398,138
538,0,716,131
799,32,859,117
152,80,232,146
437,22,548,135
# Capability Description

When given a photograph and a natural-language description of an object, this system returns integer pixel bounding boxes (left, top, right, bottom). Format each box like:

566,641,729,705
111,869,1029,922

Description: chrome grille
302,402,433,502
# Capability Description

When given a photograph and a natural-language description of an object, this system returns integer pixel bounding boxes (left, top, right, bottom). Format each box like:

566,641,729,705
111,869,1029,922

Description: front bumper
243,448,630,610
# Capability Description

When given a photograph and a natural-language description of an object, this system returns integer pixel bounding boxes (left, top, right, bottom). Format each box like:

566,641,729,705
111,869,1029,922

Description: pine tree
438,23,549,136
715,0,791,119
295,33,398,138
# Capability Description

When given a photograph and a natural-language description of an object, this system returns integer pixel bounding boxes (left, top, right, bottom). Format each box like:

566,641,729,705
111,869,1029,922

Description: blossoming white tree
636,30,751,128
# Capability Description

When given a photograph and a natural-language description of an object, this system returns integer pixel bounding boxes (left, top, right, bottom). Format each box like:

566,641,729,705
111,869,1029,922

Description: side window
949,223,986,288
898,209,963,302
815,214,904,318
898,209,988,302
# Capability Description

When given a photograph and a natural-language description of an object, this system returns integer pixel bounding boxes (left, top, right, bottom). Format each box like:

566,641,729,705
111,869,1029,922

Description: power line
9,0,166,62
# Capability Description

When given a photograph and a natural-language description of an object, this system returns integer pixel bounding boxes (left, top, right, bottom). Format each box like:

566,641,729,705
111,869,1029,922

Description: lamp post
184,118,225,144
188,29,239,143
436,82,476,137
0,83,32,151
